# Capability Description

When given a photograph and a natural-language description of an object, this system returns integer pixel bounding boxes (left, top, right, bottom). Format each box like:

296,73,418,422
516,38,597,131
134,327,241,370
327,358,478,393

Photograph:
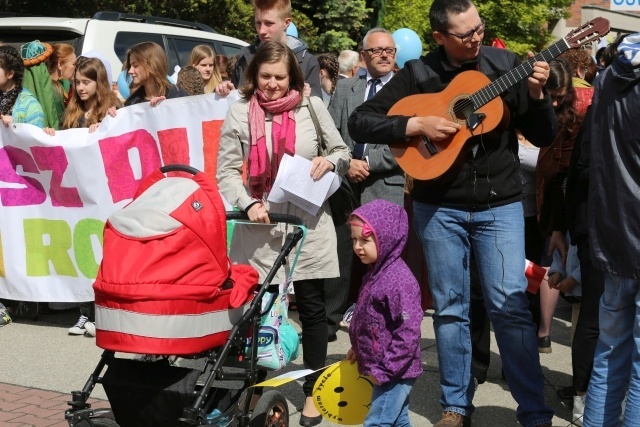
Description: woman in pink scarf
217,41,350,426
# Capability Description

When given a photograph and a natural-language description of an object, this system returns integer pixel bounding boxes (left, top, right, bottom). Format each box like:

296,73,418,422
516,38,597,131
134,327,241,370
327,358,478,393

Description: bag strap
307,97,327,157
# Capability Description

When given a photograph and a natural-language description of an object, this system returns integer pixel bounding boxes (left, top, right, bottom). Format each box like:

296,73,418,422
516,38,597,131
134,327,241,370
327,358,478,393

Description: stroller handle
226,211,306,227
159,164,201,175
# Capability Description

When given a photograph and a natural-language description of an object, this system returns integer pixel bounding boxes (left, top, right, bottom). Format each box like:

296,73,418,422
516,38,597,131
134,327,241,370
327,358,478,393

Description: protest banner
0,93,237,302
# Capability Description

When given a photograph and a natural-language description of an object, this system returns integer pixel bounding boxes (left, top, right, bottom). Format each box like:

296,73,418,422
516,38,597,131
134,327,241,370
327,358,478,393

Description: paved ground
0,302,578,426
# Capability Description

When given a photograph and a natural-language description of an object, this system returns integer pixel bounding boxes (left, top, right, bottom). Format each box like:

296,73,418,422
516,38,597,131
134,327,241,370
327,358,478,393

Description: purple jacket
348,200,423,384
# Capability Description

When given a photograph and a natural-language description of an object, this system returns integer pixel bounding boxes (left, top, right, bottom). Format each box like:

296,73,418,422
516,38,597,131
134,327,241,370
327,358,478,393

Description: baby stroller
64,164,306,427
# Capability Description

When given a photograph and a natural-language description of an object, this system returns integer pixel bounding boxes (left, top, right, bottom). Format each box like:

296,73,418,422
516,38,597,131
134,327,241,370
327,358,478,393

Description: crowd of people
1,0,639,426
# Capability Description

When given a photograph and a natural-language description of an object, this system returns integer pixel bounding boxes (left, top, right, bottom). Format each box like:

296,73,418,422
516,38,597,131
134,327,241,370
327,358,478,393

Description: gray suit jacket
328,75,405,206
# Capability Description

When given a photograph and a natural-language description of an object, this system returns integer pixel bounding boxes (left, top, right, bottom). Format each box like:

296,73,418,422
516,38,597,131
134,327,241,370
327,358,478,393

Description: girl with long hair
60,56,121,132
123,41,187,106
0,45,45,128
535,57,586,355
45,43,76,123
43,54,121,335
316,52,339,106
189,45,223,93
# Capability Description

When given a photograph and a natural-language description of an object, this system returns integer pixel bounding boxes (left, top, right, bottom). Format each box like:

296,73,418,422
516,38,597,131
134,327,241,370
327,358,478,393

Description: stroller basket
101,358,200,427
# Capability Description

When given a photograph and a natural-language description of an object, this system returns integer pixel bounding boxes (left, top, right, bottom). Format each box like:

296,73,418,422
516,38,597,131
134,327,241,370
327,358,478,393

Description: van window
114,32,165,64
0,29,82,54
220,43,244,59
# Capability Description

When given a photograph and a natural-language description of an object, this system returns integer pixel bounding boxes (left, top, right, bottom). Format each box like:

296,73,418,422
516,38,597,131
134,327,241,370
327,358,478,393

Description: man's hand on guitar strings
406,116,461,141
526,51,550,100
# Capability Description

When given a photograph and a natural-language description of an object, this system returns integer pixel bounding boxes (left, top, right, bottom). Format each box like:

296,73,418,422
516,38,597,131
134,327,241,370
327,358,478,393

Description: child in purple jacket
346,199,423,427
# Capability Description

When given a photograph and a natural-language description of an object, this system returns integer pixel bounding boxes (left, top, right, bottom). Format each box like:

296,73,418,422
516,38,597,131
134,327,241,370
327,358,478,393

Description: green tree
292,0,371,53
379,0,432,52
380,0,573,56
475,0,571,55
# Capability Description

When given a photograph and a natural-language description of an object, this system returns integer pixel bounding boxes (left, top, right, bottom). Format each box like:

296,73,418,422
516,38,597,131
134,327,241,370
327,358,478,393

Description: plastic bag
249,288,300,370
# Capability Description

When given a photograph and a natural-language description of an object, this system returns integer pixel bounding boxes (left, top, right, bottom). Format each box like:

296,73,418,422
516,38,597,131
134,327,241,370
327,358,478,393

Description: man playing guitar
348,0,556,426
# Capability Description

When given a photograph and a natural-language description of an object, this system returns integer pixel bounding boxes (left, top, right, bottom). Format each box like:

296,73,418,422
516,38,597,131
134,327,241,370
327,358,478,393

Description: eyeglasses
440,19,486,43
363,47,397,57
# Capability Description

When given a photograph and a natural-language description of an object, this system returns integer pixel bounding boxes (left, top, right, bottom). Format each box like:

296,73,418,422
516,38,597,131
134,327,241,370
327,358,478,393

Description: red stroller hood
93,167,258,355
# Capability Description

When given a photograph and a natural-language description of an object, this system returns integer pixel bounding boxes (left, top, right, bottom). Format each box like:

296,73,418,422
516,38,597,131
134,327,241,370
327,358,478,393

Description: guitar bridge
421,135,438,156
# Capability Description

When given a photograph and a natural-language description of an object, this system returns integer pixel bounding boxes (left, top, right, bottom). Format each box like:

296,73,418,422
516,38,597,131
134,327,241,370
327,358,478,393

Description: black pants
572,236,604,392
293,278,327,396
79,301,95,321
324,222,353,336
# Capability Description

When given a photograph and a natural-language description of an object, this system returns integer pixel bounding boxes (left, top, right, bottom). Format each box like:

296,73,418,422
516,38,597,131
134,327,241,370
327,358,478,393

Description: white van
0,11,248,83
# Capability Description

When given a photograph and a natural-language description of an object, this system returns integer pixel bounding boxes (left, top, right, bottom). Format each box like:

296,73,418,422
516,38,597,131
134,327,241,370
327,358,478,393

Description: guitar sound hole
453,98,474,121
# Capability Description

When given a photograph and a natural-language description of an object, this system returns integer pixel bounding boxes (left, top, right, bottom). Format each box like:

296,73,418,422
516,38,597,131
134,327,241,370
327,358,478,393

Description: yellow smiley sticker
312,360,374,425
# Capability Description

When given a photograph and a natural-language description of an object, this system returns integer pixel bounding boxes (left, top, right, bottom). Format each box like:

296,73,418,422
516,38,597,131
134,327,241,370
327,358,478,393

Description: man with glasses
324,27,404,342
348,1,557,426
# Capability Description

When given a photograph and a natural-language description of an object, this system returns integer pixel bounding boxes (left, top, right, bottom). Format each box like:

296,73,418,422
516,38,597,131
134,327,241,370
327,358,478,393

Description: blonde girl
189,45,223,93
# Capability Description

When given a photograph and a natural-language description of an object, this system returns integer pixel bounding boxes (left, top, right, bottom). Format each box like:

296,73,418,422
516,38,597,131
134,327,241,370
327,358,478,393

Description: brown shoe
434,411,472,427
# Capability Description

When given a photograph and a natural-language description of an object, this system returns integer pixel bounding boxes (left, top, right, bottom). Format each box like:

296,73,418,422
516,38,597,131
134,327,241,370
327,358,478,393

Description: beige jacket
217,96,350,283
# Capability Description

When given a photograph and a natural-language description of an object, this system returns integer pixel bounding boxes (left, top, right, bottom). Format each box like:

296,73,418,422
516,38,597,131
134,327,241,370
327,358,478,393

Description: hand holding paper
268,154,341,216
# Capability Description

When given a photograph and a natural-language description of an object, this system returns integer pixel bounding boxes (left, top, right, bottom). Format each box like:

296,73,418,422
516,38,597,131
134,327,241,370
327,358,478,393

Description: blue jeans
584,272,640,427
364,378,415,427
413,201,553,427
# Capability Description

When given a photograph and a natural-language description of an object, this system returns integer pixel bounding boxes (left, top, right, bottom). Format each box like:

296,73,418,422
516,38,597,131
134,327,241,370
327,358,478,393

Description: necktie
366,78,381,100
353,78,381,159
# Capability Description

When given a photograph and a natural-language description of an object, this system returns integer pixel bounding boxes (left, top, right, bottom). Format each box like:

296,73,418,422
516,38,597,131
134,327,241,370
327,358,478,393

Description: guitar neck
470,38,571,110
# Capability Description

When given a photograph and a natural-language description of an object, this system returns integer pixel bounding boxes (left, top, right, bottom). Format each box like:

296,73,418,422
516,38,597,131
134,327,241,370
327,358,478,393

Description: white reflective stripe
95,304,250,339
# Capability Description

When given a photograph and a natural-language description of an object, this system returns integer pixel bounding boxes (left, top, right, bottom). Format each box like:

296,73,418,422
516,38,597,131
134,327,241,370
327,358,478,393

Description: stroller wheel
249,390,289,427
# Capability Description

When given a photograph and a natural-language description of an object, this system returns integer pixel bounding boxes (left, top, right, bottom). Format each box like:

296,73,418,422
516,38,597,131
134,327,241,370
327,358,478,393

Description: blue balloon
392,28,423,68
286,22,298,38
117,70,131,99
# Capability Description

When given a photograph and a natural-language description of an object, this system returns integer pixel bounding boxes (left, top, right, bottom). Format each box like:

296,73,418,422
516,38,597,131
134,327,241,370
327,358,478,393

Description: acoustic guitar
388,17,610,181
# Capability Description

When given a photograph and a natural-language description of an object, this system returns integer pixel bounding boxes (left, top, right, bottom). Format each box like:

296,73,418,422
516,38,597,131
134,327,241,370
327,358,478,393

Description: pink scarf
248,88,301,200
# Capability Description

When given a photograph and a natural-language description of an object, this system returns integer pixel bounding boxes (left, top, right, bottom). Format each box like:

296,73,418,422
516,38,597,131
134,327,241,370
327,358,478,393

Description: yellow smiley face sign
312,360,374,425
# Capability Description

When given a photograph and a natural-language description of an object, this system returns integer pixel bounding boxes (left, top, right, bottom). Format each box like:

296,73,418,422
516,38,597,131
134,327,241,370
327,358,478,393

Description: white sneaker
84,321,96,337
340,304,356,328
572,394,585,426
68,314,89,335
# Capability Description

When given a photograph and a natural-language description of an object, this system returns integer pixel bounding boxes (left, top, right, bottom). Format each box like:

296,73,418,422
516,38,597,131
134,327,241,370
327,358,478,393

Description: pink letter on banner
157,128,190,166
0,146,46,206
31,146,83,207
99,129,161,203
202,120,223,180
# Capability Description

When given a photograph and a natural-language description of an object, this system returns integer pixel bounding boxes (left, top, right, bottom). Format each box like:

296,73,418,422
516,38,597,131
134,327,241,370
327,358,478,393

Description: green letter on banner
73,219,104,279
24,219,78,277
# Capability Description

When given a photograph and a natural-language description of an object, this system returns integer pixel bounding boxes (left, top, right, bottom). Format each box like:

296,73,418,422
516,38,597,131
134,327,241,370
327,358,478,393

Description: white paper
267,154,341,215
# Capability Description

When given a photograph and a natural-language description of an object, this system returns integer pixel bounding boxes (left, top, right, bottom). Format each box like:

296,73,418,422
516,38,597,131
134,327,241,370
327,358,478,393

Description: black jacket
348,46,557,209
587,55,640,279
124,85,188,106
